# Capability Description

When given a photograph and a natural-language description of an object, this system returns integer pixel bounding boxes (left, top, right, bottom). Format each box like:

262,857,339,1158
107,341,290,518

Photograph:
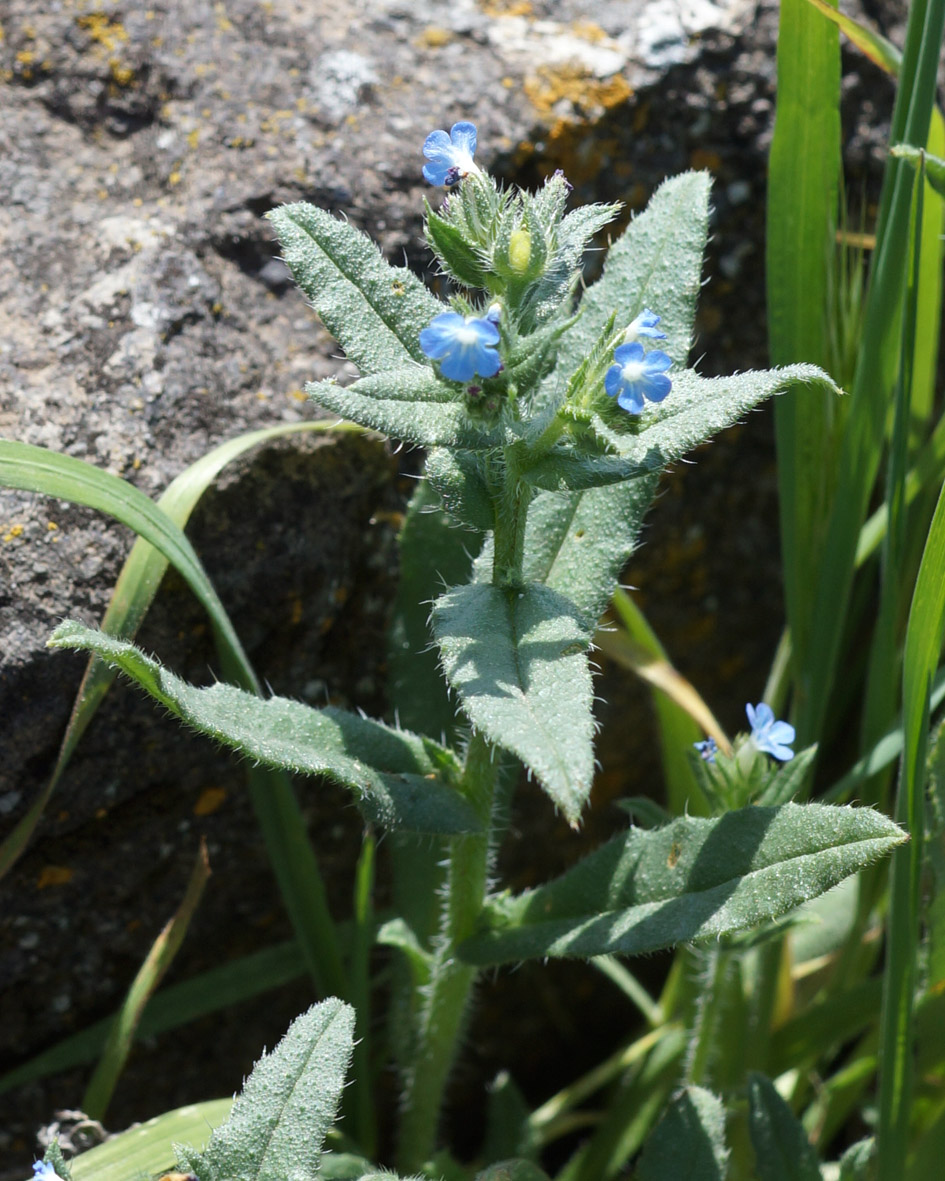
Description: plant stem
492,450,532,588
396,730,498,1171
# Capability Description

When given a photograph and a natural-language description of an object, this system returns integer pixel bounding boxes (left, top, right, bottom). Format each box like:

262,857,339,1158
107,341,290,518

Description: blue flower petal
626,309,667,341
419,311,501,382
605,341,673,416
746,702,795,761
422,121,479,186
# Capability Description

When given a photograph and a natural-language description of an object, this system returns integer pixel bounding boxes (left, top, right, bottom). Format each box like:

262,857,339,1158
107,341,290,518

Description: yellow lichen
2,523,24,541
479,0,532,13
77,13,128,53
418,26,452,47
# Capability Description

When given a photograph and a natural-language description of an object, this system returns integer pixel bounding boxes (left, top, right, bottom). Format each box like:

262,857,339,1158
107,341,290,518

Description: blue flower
746,702,795,762
419,311,501,382
32,1164,58,1181
604,342,672,414
694,737,718,764
624,309,667,343
422,122,479,187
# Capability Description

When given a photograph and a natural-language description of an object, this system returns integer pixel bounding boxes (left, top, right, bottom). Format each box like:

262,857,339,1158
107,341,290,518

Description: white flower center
620,361,646,384
456,324,481,347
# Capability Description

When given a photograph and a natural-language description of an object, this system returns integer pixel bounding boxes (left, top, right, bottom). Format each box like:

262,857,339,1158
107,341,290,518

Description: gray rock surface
0,0,896,1169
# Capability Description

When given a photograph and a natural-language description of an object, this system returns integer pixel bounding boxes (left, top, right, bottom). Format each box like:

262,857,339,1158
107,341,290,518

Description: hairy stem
397,731,499,1170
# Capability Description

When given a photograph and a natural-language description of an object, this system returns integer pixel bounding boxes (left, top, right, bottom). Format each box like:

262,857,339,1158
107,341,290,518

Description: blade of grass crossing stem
794,0,945,745
860,167,925,807
0,440,251,675
768,0,840,720
878,475,945,1173
607,588,729,815
82,840,211,1119
348,828,377,1159
0,431,350,1000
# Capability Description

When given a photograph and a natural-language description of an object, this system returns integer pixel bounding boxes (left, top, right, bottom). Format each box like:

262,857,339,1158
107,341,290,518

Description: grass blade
878,426,945,1172
81,840,211,1119
767,0,841,727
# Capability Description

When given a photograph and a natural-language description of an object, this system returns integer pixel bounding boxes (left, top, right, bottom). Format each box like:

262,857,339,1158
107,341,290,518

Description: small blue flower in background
422,122,479,187
32,1164,58,1181
746,702,795,761
694,737,718,764
419,311,501,382
624,309,667,343
604,341,672,414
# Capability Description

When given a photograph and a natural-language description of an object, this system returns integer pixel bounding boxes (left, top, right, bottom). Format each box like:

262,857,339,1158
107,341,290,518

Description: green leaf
49,623,478,835
555,172,710,378
68,1099,232,1181
837,1138,875,1180
523,478,658,627
425,206,490,288
267,203,442,374
592,365,839,475
184,999,353,1181
387,479,480,743
432,582,595,824
307,370,507,449
636,1087,729,1181
474,1162,552,1181
426,447,495,532
458,802,906,965
747,1072,823,1181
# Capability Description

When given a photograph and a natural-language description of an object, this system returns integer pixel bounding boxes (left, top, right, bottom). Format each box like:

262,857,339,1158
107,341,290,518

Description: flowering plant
37,120,907,1180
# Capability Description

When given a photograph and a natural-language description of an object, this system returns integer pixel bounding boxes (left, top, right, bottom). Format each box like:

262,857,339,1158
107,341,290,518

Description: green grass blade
792,0,945,744
348,829,377,1158
607,588,729,815
82,841,211,1119
878,478,945,1172
69,1099,233,1181
859,166,925,803
767,0,841,717
0,439,251,672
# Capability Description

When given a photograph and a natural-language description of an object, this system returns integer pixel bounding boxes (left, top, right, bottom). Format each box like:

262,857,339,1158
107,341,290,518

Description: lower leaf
458,802,906,964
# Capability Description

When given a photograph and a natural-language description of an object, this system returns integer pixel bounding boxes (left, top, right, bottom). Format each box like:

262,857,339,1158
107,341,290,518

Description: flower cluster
694,703,794,766
605,310,673,414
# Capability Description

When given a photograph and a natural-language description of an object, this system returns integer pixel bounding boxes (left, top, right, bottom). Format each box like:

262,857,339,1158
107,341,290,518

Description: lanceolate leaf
636,1087,730,1181
747,1072,823,1181
267,203,442,375
307,371,508,449
522,477,658,627
49,624,478,835
184,999,353,1181
557,171,710,377
458,802,906,965
592,365,839,474
432,582,595,824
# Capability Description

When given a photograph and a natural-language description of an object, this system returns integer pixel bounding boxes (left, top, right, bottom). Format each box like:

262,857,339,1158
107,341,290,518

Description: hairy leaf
307,371,508,449
49,624,478,835
184,999,353,1181
432,582,595,824
458,803,906,964
268,203,441,374
747,1072,823,1181
592,365,839,474
636,1087,730,1180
